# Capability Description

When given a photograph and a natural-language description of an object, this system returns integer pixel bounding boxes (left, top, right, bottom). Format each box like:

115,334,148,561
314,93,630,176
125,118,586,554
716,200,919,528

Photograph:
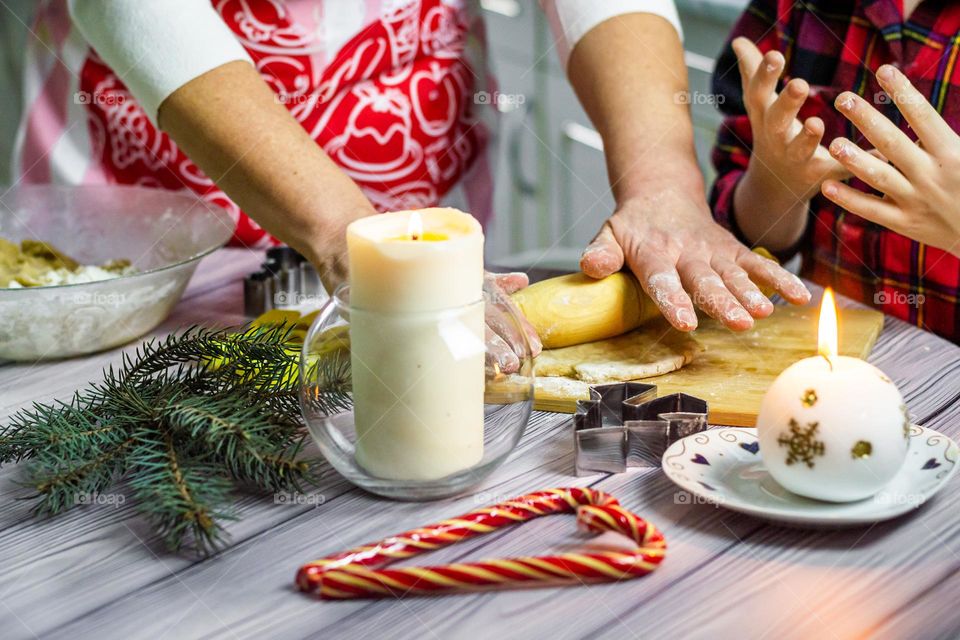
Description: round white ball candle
756,290,909,502
347,208,485,481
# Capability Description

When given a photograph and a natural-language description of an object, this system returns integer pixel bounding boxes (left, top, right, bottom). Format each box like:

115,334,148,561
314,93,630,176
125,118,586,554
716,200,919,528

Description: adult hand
559,15,810,331
304,213,364,293
824,64,960,257
484,272,542,374
580,184,811,332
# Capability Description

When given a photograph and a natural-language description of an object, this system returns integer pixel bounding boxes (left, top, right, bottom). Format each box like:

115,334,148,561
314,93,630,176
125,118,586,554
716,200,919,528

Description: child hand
824,65,960,257
732,37,849,200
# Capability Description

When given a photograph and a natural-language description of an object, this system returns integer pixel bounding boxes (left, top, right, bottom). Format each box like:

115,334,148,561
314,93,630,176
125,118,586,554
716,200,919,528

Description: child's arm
711,22,848,256
824,66,960,258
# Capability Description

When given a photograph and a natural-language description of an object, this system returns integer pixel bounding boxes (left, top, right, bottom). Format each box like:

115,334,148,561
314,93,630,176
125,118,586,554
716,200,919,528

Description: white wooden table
2,248,959,640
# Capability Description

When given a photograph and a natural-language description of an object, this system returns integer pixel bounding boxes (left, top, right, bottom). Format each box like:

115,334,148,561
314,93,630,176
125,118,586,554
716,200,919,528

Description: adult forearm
158,61,375,282
566,13,704,204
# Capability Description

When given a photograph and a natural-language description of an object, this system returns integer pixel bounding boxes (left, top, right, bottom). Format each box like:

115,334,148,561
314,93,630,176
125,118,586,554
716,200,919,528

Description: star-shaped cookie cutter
574,382,709,476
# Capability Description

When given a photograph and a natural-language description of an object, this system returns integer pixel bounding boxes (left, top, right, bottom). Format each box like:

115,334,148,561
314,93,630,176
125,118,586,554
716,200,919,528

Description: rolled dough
533,318,701,384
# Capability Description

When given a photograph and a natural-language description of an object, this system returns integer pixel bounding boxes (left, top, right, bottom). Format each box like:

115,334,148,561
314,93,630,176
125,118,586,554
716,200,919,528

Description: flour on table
529,375,592,398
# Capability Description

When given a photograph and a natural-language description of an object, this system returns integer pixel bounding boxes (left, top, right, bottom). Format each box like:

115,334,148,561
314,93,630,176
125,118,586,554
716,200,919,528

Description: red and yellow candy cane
296,487,665,599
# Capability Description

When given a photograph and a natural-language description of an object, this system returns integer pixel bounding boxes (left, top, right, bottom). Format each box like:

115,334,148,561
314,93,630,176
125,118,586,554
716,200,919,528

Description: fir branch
25,437,133,515
121,326,234,385
216,419,314,492
128,425,233,554
302,347,352,416
0,321,347,555
164,395,264,446
1,392,128,463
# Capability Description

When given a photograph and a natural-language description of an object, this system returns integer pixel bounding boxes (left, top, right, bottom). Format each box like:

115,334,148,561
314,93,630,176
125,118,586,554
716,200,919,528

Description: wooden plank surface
642,304,885,425
1,248,958,640
526,305,885,426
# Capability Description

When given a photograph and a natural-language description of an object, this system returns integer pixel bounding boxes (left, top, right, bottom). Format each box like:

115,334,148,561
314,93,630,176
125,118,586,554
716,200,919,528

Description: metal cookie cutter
243,247,326,316
574,382,709,476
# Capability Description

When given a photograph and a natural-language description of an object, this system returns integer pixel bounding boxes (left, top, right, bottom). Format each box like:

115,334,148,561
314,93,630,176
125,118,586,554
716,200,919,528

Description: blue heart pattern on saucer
740,441,760,455
691,454,709,465
923,458,941,470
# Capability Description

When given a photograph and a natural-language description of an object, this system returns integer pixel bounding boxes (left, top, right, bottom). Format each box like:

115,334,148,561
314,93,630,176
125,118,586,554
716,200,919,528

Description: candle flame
818,287,838,361
407,211,424,241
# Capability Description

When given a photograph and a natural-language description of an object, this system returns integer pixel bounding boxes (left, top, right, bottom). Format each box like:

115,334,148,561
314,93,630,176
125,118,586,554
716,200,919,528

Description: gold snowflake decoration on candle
851,440,872,459
778,419,825,468
800,389,818,407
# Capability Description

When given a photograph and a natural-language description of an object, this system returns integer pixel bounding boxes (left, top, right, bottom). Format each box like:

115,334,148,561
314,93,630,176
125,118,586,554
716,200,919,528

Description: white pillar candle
756,289,908,502
347,208,485,481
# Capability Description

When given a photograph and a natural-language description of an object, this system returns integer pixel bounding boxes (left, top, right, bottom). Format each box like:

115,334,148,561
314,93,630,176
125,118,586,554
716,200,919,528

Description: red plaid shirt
710,0,960,343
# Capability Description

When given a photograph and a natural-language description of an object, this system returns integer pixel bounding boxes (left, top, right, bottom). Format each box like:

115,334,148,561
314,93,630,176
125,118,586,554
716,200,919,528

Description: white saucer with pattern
662,425,958,525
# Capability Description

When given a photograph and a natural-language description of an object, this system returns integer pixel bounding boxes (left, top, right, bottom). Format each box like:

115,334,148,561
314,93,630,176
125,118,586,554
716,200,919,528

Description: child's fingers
732,37,764,84
732,37,764,115
767,78,808,140
876,64,954,156
749,50,785,111
732,37,763,64
828,137,912,200
821,179,906,229
785,117,824,161
835,92,930,179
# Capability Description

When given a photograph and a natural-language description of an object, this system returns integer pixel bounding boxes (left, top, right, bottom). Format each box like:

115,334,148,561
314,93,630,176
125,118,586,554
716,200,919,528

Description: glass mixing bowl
300,284,534,500
0,184,234,361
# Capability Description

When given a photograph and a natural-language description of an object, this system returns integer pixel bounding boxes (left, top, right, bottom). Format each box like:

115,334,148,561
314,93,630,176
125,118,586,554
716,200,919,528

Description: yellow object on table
511,248,782,350
511,272,660,349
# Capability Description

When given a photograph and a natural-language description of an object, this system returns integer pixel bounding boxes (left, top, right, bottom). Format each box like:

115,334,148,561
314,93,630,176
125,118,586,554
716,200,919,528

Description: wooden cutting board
527,305,885,426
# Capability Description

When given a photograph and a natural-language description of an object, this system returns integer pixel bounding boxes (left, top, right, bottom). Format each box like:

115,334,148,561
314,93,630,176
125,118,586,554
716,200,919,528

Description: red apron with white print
54,0,491,247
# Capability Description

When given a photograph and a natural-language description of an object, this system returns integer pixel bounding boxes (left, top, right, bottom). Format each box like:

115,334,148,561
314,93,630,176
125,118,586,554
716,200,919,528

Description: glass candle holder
299,284,534,500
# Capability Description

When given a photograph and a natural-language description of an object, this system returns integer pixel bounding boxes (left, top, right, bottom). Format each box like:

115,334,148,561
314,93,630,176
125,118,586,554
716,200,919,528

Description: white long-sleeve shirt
67,0,682,123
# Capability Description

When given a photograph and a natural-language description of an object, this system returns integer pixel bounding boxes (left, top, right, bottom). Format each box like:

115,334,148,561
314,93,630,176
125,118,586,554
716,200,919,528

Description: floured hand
580,185,811,332
484,272,543,374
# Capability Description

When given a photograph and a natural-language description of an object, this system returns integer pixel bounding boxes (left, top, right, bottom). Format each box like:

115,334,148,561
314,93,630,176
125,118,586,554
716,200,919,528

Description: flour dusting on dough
533,318,701,384
531,376,592,398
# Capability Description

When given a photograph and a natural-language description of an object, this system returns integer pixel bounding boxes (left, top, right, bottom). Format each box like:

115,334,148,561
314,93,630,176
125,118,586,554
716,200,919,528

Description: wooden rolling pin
511,249,778,349
511,272,659,349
